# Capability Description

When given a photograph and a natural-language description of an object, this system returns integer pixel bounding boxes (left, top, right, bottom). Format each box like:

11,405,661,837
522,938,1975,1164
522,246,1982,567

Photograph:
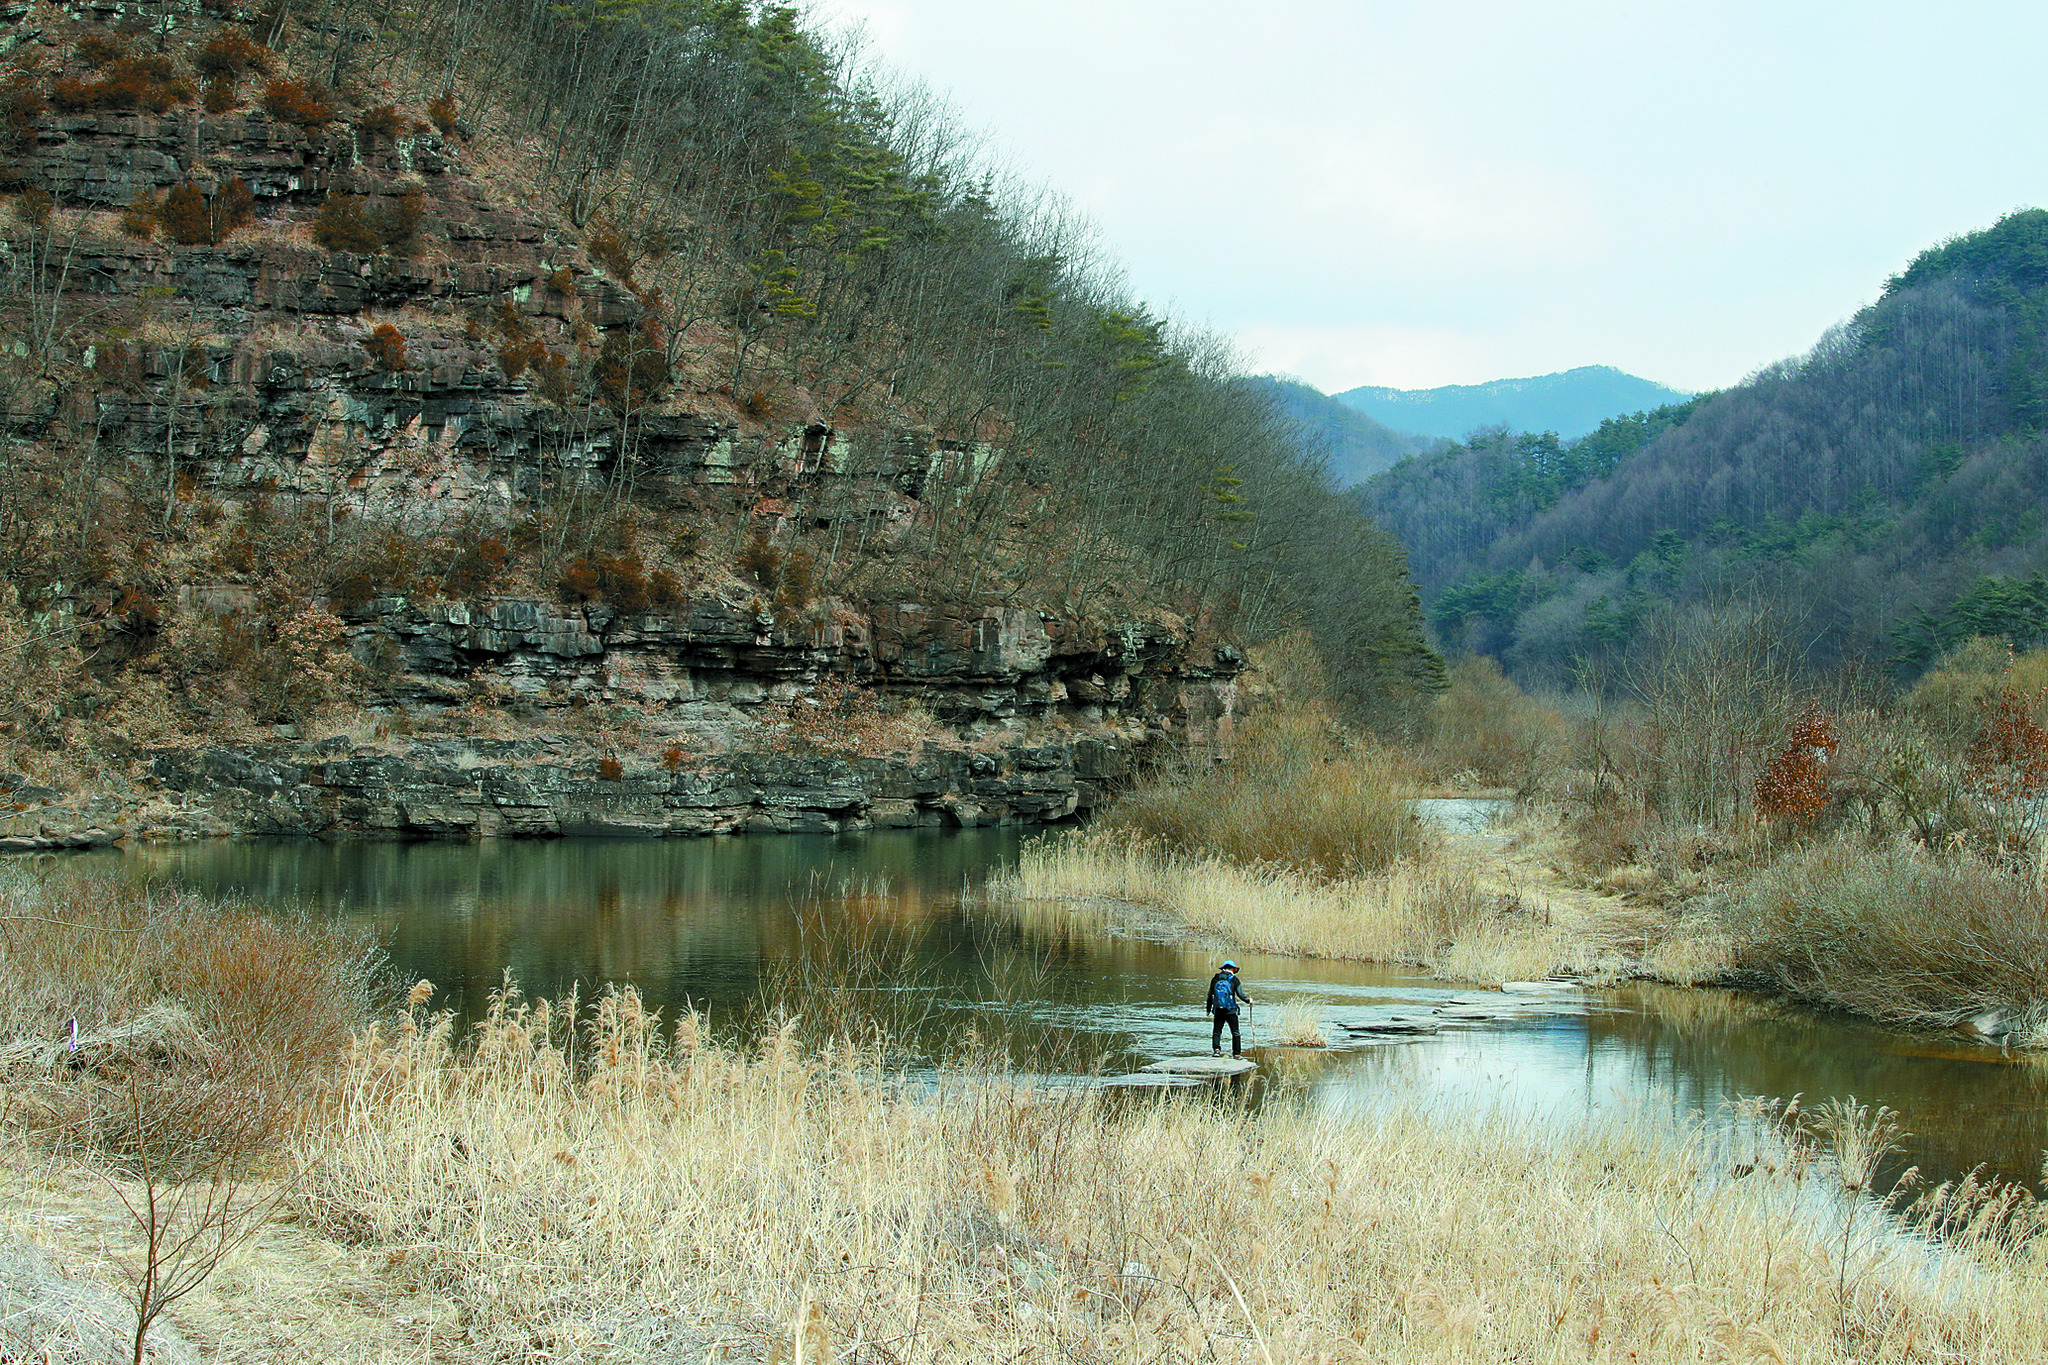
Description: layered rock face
133,600,1240,841
4,20,1246,844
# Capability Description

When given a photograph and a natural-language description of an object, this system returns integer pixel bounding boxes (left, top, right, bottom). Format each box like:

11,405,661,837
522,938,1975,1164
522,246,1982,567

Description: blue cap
1222,961,1237,970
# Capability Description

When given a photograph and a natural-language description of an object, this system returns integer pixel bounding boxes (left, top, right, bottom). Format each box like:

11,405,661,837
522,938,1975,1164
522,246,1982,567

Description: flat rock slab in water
1140,1055,1259,1077
1338,1018,1442,1035
1502,980,1581,994
1100,1072,1209,1089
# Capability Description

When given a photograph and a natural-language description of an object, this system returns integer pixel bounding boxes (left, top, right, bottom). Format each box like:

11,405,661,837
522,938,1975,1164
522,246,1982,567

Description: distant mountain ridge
1245,377,1443,487
1336,365,1693,441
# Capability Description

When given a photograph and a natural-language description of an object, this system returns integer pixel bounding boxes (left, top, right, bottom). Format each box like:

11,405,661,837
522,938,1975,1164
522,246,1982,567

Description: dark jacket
1206,970,1251,1014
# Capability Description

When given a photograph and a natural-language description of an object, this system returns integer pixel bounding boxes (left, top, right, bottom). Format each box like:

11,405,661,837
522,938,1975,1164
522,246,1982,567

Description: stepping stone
1502,981,1580,994
1100,1072,1208,1089
1337,1018,1441,1035
1139,1055,1258,1077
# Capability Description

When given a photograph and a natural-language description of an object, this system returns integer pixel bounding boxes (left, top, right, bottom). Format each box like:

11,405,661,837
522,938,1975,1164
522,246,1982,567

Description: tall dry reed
1106,704,1422,879
280,982,2048,1364
1732,833,2048,1034
0,865,384,1158
999,834,1633,985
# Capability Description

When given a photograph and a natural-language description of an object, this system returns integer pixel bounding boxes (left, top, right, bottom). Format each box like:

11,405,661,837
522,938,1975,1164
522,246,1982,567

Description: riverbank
8,951,2048,1363
999,808,1735,991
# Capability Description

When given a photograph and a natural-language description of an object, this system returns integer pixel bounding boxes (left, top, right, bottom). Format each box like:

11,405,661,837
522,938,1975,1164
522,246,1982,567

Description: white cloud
814,0,2048,393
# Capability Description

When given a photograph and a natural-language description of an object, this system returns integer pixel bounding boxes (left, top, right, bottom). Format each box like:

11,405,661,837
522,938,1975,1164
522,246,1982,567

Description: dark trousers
1211,1008,1241,1055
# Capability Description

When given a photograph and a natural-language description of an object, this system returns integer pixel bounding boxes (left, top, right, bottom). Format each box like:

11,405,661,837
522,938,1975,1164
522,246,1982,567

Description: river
86,824,2048,1195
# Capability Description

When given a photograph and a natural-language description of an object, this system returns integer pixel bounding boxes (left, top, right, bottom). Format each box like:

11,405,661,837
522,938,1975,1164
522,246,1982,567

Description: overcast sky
812,0,2048,396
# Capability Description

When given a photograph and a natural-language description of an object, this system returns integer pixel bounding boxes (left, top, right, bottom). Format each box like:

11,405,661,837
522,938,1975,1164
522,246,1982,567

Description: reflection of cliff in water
105,832,2048,1192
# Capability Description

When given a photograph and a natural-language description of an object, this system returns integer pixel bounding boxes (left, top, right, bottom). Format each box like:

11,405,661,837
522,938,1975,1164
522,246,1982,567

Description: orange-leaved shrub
362,323,408,370
1754,705,1837,824
426,91,457,134
195,32,275,79
51,55,193,113
262,78,333,127
159,177,254,245
358,103,405,138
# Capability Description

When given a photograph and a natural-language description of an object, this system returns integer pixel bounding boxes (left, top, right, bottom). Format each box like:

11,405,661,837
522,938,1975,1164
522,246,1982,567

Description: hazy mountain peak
1336,366,1693,442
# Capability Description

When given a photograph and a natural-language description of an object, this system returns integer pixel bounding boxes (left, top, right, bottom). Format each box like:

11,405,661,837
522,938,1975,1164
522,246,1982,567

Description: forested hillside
0,0,1442,812
1246,377,1441,486
1365,211,2048,683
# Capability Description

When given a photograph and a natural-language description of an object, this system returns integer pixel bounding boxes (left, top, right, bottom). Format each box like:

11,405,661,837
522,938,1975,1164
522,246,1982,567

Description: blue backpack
1208,972,1237,1012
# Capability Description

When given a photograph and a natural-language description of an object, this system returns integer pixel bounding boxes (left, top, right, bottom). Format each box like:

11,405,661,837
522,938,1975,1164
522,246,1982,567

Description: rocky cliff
0,5,1254,847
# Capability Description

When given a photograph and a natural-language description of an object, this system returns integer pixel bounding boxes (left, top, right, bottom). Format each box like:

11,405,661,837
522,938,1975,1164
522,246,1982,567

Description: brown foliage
358,103,405,138
426,91,457,134
202,76,238,113
596,755,624,781
314,189,425,254
594,320,669,408
51,56,194,114
739,530,780,589
497,335,546,378
159,177,254,246
1754,705,1837,824
442,537,508,598
362,323,408,370
75,33,127,69
556,548,651,612
261,78,333,127
195,32,275,80
1967,685,2048,800
311,194,379,252
11,186,52,227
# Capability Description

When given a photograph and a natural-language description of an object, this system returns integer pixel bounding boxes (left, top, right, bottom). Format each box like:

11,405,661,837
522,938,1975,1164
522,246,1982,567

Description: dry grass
1732,833,2048,1035
1421,654,1572,793
1269,998,1328,1048
0,865,384,1161
176,984,2044,1364
1105,704,1422,879
999,831,1650,986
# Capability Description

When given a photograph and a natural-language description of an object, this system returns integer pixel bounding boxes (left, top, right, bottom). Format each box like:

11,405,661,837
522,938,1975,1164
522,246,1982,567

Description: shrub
75,33,128,69
546,267,574,295
358,103,404,138
159,177,253,245
195,32,275,80
311,195,379,252
262,78,333,128
555,549,649,611
497,336,546,378
1106,702,1421,879
1733,834,2048,1031
119,190,158,239
594,321,669,408
202,76,238,113
312,189,425,254
739,530,780,589
771,548,814,621
426,91,457,134
373,186,423,251
362,323,407,371
1754,704,1837,824
51,57,193,114
1423,654,1568,792
535,349,574,404
442,537,508,598
596,755,623,781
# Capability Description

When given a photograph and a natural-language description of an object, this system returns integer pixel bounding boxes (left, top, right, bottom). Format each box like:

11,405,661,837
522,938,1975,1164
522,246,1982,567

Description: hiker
1206,960,1254,1057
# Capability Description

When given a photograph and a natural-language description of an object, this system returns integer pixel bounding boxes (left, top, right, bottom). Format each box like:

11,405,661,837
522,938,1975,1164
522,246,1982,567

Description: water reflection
104,831,2048,1193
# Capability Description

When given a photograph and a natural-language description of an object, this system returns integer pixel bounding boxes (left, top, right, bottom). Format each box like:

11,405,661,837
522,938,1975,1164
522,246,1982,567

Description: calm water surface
107,828,2048,1193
